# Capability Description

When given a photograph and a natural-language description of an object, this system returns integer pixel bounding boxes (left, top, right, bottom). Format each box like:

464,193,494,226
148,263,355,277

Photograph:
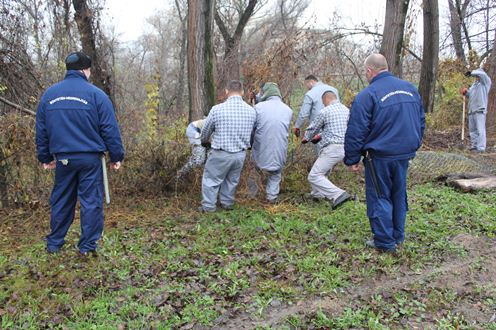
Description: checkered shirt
201,96,256,153
304,101,350,147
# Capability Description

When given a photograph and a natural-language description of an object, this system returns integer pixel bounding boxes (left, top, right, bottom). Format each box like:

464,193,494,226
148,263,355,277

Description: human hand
311,134,322,144
293,128,300,137
110,162,121,170
460,87,468,96
348,164,361,173
42,160,56,170
301,138,308,144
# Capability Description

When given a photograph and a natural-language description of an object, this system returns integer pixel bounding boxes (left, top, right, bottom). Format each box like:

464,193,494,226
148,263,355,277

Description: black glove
464,71,472,77
311,134,322,144
201,141,211,148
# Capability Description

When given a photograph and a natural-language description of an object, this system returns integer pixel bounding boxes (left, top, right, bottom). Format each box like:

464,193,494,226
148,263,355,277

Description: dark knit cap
65,52,92,71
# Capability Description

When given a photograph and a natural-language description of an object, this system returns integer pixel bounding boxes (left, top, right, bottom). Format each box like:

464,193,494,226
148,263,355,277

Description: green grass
0,183,495,328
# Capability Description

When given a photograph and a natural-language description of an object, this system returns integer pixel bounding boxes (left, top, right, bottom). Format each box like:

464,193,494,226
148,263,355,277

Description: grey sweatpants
308,143,345,201
468,111,486,151
201,149,246,211
265,170,282,201
247,167,282,201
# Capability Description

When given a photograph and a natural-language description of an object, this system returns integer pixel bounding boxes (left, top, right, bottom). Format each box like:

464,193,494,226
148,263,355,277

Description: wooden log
448,176,496,192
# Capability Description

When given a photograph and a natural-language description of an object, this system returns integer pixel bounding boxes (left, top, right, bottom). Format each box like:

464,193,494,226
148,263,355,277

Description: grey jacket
252,96,293,171
467,69,492,114
185,119,205,145
295,82,340,129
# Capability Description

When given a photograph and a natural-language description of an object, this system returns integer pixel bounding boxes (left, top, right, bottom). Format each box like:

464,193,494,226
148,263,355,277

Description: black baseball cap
65,52,92,71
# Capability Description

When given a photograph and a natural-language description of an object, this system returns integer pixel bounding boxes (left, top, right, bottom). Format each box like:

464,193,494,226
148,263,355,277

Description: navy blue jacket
36,71,124,163
344,72,425,165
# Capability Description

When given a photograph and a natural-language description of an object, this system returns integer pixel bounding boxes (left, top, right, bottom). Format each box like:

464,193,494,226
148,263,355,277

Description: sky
105,0,388,43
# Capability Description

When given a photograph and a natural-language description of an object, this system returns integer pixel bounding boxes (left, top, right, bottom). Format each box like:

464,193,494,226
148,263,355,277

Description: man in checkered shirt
199,80,256,212
303,90,352,209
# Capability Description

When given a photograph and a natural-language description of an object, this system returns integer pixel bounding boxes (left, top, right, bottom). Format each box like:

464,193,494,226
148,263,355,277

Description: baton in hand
101,155,110,204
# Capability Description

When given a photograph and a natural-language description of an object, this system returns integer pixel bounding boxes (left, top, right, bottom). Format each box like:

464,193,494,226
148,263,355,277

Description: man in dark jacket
344,53,425,253
36,51,124,255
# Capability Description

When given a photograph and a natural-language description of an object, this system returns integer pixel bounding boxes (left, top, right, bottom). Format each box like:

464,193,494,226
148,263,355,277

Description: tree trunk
187,0,216,121
448,0,466,64
0,148,9,208
174,0,187,115
486,30,496,141
72,0,113,100
419,0,439,113
380,0,410,77
459,0,472,52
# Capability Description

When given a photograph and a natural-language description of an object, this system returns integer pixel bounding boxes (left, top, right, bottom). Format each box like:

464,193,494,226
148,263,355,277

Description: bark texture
72,0,113,99
448,0,466,64
486,30,496,141
380,0,410,77
187,0,216,120
419,0,439,113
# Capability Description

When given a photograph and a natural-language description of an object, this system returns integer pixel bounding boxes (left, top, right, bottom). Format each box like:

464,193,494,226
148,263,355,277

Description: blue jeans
364,157,409,250
47,153,104,253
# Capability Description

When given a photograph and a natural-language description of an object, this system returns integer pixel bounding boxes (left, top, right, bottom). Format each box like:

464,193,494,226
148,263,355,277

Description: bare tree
50,0,78,63
448,0,468,63
72,0,113,100
460,1,473,52
214,0,258,86
486,30,496,140
419,0,439,113
174,0,188,115
187,0,216,120
380,0,410,76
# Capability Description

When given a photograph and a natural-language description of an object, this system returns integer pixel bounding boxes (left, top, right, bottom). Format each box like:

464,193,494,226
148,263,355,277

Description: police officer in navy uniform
344,54,425,253
36,52,124,255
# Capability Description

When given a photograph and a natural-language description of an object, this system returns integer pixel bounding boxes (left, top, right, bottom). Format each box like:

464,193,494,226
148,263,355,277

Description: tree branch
233,0,257,41
0,96,36,116
320,28,423,62
174,0,184,21
214,10,231,44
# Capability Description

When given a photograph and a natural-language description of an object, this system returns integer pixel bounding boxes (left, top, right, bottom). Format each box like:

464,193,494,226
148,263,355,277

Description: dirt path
217,234,496,329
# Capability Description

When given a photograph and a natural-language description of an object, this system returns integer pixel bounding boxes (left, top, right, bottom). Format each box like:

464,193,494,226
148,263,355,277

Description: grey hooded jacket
252,96,293,171
467,68,492,114
295,82,340,129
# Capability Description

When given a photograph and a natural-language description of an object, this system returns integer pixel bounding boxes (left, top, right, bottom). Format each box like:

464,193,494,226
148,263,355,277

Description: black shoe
46,247,60,254
303,193,324,202
198,206,215,213
365,239,396,253
79,250,97,257
332,192,351,210
220,204,233,211
266,198,278,204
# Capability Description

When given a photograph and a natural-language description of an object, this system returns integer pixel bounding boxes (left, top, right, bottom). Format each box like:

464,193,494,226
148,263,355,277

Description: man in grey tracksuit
303,90,351,209
199,80,256,212
293,75,340,140
251,83,293,203
461,68,492,152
